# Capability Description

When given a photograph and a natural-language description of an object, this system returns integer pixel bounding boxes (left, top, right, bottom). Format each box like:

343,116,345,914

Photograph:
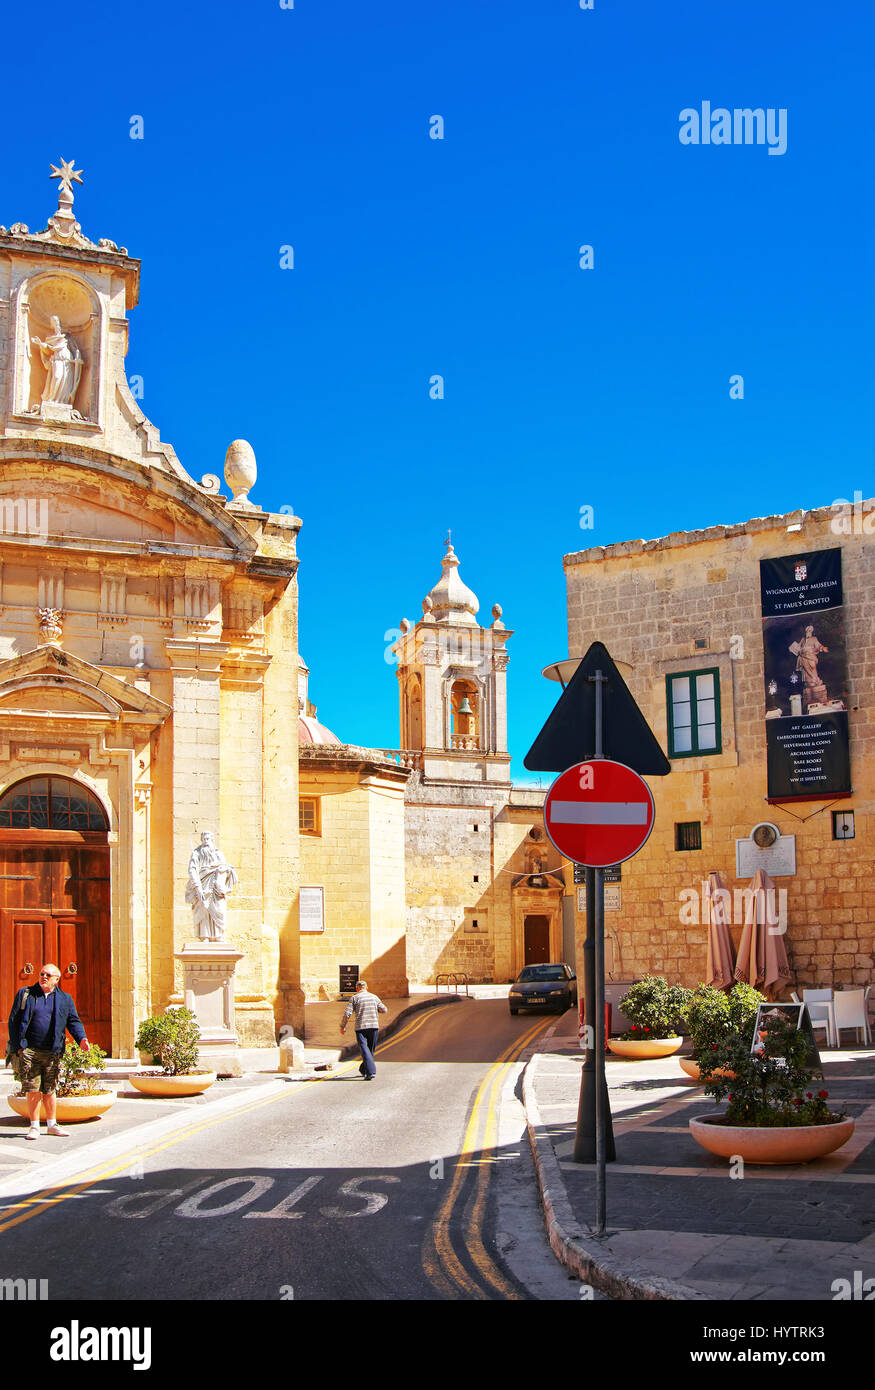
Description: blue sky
6,1,873,779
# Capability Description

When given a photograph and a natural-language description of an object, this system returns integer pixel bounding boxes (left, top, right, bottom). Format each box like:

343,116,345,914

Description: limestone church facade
0,162,568,1054
0,164,304,1053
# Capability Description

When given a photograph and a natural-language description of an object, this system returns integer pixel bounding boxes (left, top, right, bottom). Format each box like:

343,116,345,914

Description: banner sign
760,549,850,800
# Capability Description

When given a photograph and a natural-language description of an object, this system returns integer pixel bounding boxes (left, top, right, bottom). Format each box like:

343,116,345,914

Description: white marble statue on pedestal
185,831,238,941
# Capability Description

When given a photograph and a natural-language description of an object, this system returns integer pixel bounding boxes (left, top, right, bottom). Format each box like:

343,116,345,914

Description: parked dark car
509,963,577,1015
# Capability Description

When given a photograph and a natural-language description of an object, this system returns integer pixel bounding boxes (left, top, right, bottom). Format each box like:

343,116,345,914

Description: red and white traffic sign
543,759,655,868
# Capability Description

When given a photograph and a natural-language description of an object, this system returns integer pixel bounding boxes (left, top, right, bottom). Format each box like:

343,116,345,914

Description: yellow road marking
374,1010,438,1054
422,1015,554,1299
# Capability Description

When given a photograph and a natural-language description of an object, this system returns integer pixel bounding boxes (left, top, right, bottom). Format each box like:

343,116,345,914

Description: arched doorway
0,776,111,1052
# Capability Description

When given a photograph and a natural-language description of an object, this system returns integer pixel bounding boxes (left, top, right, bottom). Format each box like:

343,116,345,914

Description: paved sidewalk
524,1031,875,1300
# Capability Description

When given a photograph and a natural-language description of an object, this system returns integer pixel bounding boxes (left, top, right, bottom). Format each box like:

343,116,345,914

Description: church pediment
0,646,172,724
0,452,257,557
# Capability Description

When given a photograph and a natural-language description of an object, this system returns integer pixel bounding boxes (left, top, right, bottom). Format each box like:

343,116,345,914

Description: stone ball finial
224,439,257,509
491,603,504,630
400,618,411,633
422,595,434,617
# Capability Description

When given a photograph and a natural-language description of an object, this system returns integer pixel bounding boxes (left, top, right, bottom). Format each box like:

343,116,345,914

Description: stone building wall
298,750,409,1001
564,502,874,994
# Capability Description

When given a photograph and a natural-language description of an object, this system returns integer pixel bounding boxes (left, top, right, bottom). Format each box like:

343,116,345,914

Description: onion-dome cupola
424,541,480,626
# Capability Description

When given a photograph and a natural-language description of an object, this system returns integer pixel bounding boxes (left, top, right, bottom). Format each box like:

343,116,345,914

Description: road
0,999,582,1301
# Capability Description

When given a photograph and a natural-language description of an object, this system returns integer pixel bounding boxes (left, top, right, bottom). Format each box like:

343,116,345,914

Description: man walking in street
6,964,89,1139
340,980,387,1080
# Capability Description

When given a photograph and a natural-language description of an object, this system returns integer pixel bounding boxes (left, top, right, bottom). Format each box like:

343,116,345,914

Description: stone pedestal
174,941,245,1074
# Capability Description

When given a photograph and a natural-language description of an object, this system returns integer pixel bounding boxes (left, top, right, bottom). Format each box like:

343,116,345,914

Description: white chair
803,988,837,1049
833,987,872,1047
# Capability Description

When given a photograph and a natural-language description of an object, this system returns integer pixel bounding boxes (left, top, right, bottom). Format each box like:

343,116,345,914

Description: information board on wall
760,549,851,800
299,885,325,933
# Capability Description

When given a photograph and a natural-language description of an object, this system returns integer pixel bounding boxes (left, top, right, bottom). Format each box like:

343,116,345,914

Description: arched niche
13,271,102,424
407,676,423,750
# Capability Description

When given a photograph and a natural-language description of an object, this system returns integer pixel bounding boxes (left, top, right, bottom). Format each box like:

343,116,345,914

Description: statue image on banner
185,831,239,941
788,624,830,710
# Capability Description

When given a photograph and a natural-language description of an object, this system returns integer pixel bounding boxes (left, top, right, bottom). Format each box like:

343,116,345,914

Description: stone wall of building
298,750,409,1003
564,503,875,995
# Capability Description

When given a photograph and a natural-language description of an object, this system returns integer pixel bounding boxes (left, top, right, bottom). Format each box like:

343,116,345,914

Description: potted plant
607,976,691,1059
130,1008,216,1097
8,1042,117,1123
690,1013,854,1163
680,982,763,1081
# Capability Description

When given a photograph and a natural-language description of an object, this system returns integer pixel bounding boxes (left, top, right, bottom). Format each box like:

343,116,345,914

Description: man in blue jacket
7,965,89,1140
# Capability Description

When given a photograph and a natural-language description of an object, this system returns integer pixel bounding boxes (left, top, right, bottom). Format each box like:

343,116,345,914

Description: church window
299,797,321,835
0,776,108,830
666,669,721,757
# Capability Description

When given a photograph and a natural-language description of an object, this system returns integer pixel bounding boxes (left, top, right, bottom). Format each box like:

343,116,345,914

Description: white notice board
299,885,325,933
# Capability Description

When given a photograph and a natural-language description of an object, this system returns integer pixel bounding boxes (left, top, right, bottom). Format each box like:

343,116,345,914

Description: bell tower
394,539,512,784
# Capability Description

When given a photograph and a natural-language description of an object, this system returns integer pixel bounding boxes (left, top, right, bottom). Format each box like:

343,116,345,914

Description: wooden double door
0,840,111,1052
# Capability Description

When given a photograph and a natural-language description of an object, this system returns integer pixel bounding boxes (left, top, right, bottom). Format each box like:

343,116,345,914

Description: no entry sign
544,759,655,868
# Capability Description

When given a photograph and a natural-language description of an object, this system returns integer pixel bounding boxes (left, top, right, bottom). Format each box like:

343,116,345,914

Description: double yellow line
422,1014,554,1300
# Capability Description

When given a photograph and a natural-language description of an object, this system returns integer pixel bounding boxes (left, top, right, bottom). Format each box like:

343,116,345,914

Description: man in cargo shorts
7,964,89,1140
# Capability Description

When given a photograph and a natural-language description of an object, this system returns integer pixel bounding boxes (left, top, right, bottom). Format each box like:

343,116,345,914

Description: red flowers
792,1097,803,1106
806,1092,813,1099
818,1090,828,1100
711,1044,718,1050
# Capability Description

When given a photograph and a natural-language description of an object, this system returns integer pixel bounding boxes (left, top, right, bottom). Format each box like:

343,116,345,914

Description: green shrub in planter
618,976,691,1041
136,1008,202,1076
699,1014,846,1128
687,982,763,1060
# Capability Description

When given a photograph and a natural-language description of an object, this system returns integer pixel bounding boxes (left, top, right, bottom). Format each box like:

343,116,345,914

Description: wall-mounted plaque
299,885,324,933
736,835,796,879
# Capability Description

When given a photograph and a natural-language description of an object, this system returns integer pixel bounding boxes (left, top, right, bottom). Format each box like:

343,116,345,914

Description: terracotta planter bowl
689,1114,855,1165
7,1092,117,1123
128,1071,217,1098
607,1036,683,1060
679,1057,736,1082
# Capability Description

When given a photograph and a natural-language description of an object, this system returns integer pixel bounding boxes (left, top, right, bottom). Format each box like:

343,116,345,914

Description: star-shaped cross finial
49,158,84,193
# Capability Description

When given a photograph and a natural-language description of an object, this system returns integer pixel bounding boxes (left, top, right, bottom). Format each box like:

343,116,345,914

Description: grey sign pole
592,668,608,1236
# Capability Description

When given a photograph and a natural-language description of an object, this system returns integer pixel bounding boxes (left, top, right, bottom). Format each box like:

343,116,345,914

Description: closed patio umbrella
734,868,792,1000
704,870,735,991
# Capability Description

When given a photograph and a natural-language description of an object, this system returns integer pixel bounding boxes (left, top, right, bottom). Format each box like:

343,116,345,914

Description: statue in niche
185,831,239,942
30,315,83,408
